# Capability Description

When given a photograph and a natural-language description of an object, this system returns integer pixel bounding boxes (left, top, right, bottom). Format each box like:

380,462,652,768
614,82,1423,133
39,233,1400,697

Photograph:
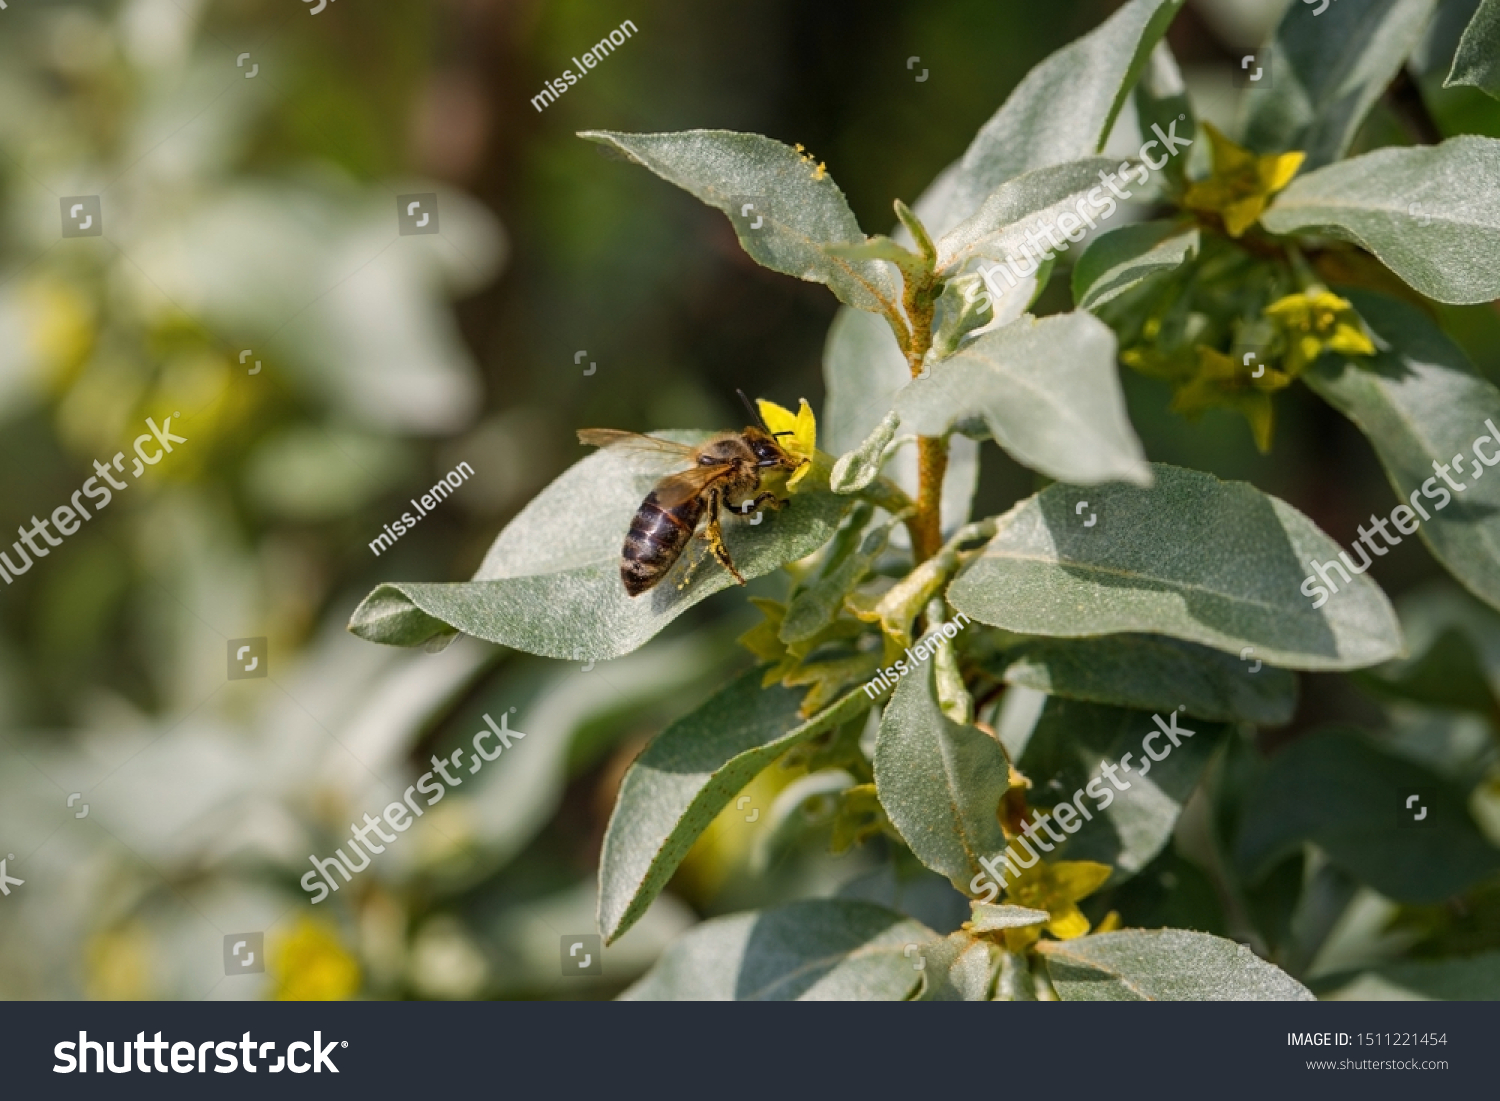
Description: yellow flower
1001,858,1113,951
1171,345,1286,453
268,918,361,1001
86,924,154,1000
756,397,816,490
25,278,95,390
1264,288,1376,375
1182,123,1305,238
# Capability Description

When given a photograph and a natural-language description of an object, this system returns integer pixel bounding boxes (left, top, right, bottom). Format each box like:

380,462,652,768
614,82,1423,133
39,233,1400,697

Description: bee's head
736,391,808,469
745,427,802,468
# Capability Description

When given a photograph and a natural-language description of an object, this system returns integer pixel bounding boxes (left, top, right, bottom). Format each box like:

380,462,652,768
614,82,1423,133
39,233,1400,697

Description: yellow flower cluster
1265,287,1377,376
1135,288,1375,452
1182,123,1304,238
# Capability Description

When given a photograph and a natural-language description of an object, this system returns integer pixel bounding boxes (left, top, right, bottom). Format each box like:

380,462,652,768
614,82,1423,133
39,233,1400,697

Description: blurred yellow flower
1264,288,1376,375
268,918,361,1001
25,279,95,390
86,924,154,1000
1001,858,1113,951
1171,346,1284,453
1182,123,1305,238
756,397,816,490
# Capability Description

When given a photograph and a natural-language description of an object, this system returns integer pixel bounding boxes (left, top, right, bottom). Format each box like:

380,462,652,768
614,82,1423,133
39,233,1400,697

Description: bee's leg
674,541,706,591
731,491,783,516
703,490,747,585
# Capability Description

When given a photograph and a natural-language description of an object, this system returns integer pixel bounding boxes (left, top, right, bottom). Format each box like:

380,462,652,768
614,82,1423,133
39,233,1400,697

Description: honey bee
579,392,807,597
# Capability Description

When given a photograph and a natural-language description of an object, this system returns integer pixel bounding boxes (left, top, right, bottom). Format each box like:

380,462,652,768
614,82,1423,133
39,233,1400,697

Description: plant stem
913,436,947,562
889,199,947,563
854,475,914,519
902,280,945,563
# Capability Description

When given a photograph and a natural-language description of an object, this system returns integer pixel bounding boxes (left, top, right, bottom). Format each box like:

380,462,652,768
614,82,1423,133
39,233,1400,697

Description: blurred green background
1,0,1497,1000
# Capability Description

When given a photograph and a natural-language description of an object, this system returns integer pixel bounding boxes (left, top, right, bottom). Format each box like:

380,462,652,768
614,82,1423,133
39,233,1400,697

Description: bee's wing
578,429,696,459
651,465,732,509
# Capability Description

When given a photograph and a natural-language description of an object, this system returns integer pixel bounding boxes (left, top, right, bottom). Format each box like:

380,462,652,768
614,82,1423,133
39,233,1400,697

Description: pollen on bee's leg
702,523,744,584
675,542,705,590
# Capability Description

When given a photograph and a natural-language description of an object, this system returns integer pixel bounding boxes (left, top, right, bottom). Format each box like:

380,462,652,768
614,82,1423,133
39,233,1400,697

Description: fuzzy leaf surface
1447,0,1500,95
1072,222,1199,311
1241,0,1440,170
874,662,1010,889
1039,930,1315,1000
620,899,934,1000
580,129,900,314
894,312,1151,487
1304,290,1500,614
941,0,1185,222
948,463,1403,671
1260,138,1500,305
997,633,1296,725
599,674,869,942
1234,726,1500,904
1004,697,1230,879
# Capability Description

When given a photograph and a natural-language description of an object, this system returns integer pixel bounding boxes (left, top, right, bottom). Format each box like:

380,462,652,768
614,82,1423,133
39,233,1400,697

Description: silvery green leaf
348,431,849,657
830,411,900,494
930,274,1002,359
827,234,929,288
1241,0,1440,170
620,899,934,1000
893,312,1151,487
1072,222,1199,311
835,860,973,935
948,463,1403,671
1304,291,1500,613
933,633,972,725
1412,0,1483,75
1010,697,1230,879
997,633,1296,725
1039,930,1315,1000
914,932,998,1001
579,129,900,315
1260,137,1500,305
935,157,1121,276
1132,42,1195,190
1366,579,1500,712
873,661,1011,888
969,903,1051,932
598,676,869,943
1317,952,1500,999
942,0,1185,222
821,305,979,533
1447,0,1500,96
998,950,1040,1000
1234,727,1500,903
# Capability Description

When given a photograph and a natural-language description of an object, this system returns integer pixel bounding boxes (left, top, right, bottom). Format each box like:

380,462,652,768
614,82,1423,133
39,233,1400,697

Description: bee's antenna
737,388,773,432
738,388,796,437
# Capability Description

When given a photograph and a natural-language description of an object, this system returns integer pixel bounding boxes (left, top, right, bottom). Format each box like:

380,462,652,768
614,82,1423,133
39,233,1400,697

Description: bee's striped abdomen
622,491,704,596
